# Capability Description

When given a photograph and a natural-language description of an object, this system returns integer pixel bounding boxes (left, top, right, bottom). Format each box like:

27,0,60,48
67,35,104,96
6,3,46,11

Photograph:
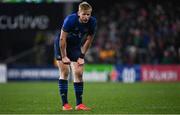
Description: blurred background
0,0,180,83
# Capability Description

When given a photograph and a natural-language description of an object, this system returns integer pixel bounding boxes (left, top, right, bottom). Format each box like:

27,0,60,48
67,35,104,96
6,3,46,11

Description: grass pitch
0,81,180,114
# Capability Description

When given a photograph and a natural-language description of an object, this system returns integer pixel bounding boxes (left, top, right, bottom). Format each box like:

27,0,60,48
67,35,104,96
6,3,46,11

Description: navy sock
74,82,83,105
58,79,68,106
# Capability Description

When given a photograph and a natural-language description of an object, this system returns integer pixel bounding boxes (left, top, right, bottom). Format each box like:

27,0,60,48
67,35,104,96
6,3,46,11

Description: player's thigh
71,62,84,76
56,60,70,75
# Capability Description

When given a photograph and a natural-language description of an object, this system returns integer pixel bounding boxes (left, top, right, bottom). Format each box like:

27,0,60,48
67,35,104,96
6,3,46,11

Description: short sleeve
88,18,97,35
61,16,73,32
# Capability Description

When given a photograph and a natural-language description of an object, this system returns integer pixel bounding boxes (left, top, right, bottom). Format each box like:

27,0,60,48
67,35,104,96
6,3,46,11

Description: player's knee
74,73,83,82
74,70,83,77
61,70,69,77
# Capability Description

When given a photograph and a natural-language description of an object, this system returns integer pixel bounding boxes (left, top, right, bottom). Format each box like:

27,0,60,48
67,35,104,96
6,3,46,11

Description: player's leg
54,35,72,110
71,62,91,110
57,61,72,110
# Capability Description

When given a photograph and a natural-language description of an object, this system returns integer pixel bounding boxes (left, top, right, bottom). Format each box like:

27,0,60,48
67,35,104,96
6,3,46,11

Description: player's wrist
62,55,67,58
79,53,85,59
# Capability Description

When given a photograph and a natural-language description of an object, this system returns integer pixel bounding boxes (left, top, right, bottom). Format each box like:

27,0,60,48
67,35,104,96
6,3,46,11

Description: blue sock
74,82,83,105
58,79,68,106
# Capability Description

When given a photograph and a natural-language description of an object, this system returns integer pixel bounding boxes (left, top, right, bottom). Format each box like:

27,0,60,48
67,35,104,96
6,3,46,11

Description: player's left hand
77,58,84,66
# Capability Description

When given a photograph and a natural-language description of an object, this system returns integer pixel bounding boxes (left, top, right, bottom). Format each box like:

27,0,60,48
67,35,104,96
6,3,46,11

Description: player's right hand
62,57,71,65
77,58,84,66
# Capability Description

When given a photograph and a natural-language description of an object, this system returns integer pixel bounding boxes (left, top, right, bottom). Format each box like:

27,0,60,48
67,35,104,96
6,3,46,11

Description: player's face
78,10,92,23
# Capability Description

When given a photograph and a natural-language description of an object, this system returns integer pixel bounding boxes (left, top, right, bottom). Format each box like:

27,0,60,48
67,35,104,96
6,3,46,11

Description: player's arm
77,18,97,65
81,34,94,56
60,30,67,58
60,30,70,64
80,18,97,58
77,34,94,65
59,15,73,64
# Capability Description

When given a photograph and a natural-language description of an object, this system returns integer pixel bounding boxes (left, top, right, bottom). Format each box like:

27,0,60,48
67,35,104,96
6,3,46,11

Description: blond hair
78,1,92,12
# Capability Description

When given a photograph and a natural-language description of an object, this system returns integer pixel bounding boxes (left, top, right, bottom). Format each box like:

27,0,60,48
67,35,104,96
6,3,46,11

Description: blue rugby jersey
61,13,97,48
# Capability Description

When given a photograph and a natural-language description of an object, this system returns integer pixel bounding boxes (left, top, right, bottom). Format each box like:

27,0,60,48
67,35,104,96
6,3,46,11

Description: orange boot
75,104,91,111
62,103,73,111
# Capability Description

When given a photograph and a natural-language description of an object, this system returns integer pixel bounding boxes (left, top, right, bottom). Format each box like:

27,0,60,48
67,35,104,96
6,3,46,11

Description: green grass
0,81,180,114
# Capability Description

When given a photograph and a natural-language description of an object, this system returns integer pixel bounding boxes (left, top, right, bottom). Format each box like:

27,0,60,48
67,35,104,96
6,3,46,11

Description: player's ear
77,11,80,16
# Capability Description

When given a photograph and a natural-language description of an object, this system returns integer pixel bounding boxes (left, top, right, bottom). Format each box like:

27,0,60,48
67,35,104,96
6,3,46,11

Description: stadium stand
0,0,179,65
